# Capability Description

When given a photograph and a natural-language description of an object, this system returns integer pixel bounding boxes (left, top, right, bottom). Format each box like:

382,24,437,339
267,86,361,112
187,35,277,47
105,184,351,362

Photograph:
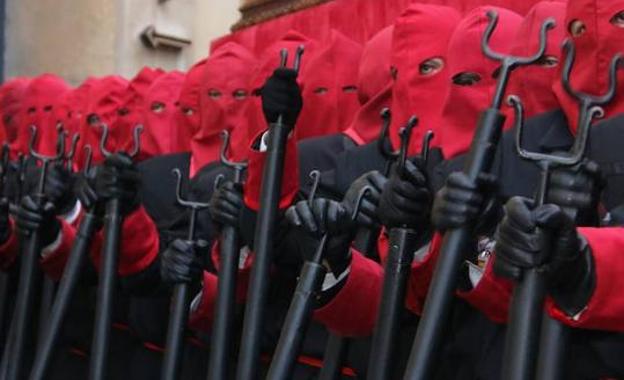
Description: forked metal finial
28,125,66,162
64,133,80,170
307,170,321,206
219,130,248,183
481,11,555,109
172,168,211,240
397,116,419,177
421,130,435,167
99,124,143,158
278,45,305,74
376,108,394,160
82,145,93,176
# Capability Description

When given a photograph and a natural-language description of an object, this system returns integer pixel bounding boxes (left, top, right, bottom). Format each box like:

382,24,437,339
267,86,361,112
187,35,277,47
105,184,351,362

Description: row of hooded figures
0,1,624,379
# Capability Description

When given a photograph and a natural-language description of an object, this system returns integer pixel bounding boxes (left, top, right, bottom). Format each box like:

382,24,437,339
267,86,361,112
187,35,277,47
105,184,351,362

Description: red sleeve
39,219,77,280
90,206,159,276
188,271,219,332
403,233,442,316
313,250,383,337
547,227,624,331
243,130,299,211
0,220,18,270
456,257,513,324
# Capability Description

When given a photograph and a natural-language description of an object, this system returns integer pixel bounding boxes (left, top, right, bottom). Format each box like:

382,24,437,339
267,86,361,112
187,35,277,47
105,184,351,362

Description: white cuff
413,241,431,263
321,266,350,292
61,201,81,224
190,291,203,313
259,132,270,152
466,261,485,287
239,246,250,270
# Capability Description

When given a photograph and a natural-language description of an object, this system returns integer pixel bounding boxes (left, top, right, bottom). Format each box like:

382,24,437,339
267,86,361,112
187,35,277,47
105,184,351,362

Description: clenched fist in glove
210,181,244,229
286,198,355,274
494,197,595,314
13,195,60,247
76,167,100,211
261,68,303,127
95,153,141,215
342,170,387,228
431,171,500,234
160,239,203,285
378,160,431,230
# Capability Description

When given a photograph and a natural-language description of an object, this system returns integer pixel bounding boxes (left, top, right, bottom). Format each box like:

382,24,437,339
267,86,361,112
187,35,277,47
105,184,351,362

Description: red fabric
342,25,394,145
116,67,165,161
313,250,383,336
17,74,70,157
0,219,18,270
39,219,77,281
437,7,522,159
177,59,206,168
388,4,461,155
296,30,362,140
76,76,128,168
210,241,252,302
553,0,624,133
190,43,256,177
188,271,220,332
139,71,186,160
456,256,513,324
0,78,30,155
547,227,624,331
506,1,566,120
90,206,159,276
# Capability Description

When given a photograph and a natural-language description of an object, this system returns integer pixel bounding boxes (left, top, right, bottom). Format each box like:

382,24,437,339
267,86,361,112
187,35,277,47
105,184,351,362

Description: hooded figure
437,7,523,159
177,59,206,167
343,25,394,146
18,74,71,157
138,70,185,161
296,30,362,140
190,42,256,177
506,1,567,119
388,4,461,155
553,0,624,133
0,77,30,154
76,76,128,168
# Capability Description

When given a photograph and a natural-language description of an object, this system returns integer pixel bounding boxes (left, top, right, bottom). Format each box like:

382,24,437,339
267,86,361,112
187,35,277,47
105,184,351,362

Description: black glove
210,181,243,229
546,159,604,226
76,167,100,211
44,164,76,215
378,160,431,230
160,239,203,285
13,195,60,247
285,198,355,274
494,196,595,314
261,68,302,127
431,171,499,234
95,153,141,215
0,198,10,244
342,170,387,228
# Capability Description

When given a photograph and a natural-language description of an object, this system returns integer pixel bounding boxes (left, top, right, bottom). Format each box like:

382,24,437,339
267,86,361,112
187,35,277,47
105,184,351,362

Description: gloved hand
76,167,100,211
342,170,387,228
494,197,594,314
261,68,303,127
431,171,499,234
0,198,10,244
378,160,431,230
285,198,355,274
43,164,76,215
160,239,203,285
13,195,60,247
546,159,604,226
210,181,243,229
95,153,141,215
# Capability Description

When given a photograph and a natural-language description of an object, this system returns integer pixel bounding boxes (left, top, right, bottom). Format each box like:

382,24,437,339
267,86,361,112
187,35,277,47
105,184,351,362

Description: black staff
0,143,12,347
235,46,304,380
88,125,142,380
29,145,99,380
2,126,65,380
503,40,621,380
161,168,211,380
266,171,369,380
403,12,554,380
368,119,434,380
206,130,247,380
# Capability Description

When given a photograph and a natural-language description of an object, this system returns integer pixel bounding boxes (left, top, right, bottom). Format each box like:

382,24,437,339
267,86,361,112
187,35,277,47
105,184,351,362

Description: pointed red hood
178,59,207,156
76,76,128,168
139,70,185,160
18,74,70,157
343,25,394,146
388,4,461,155
437,6,523,159
297,30,362,140
553,0,624,133
507,1,566,120
190,42,256,177
0,77,30,155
